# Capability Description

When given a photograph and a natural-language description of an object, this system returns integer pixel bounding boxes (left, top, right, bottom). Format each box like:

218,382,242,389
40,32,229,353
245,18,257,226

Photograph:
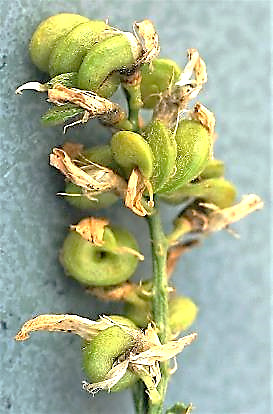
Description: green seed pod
111,131,154,178
200,159,225,179
60,226,140,286
82,316,138,392
48,21,112,76
124,295,198,333
161,177,237,209
29,14,90,73
77,33,141,94
29,14,141,98
142,120,177,191
168,296,198,333
83,145,120,171
64,145,120,210
140,58,181,108
158,120,212,194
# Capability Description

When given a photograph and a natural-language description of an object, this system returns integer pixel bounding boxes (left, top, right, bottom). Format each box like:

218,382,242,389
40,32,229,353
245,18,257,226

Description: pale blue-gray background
0,1,271,413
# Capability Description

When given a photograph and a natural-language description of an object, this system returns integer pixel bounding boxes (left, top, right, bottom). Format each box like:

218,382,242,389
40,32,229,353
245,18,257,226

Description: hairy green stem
147,198,170,414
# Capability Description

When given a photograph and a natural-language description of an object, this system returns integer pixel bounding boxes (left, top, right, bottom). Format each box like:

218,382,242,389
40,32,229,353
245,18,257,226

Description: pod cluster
29,13,142,98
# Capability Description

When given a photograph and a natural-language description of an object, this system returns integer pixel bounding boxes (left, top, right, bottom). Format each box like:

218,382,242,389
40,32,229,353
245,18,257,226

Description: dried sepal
133,19,160,65
191,102,216,137
154,49,207,127
204,194,264,233
47,84,127,127
15,314,115,342
131,365,161,404
177,194,263,236
62,141,84,159
176,48,207,90
50,148,127,197
86,283,136,302
70,217,109,246
129,333,197,365
125,168,154,216
16,81,48,94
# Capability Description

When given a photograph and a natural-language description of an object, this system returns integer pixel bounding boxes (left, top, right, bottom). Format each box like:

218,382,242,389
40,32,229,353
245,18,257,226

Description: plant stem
146,197,170,414
132,381,149,414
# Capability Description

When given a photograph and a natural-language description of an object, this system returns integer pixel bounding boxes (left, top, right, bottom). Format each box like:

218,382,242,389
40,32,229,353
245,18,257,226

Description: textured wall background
0,1,271,413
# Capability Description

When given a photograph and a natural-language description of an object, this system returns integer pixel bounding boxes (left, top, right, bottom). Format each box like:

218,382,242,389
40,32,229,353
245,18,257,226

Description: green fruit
124,295,198,333
111,131,154,178
29,14,89,72
200,159,225,179
140,58,181,108
60,226,140,286
158,120,212,194
162,178,236,209
82,317,138,392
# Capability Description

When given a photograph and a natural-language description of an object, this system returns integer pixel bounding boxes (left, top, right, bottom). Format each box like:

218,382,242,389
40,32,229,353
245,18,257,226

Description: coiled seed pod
124,295,198,333
158,120,212,194
140,58,181,108
161,177,237,209
29,13,142,97
65,145,119,210
60,224,140,286
82,316,138,392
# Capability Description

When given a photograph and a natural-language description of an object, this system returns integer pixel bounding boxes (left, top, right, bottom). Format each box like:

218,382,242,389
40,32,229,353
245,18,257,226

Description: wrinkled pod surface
30,13,142,97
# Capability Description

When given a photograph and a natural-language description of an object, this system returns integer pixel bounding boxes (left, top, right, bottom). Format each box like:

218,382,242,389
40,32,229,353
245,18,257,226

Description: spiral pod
82,316,138,392
29,13,142,98
60,224,140,286
65,145,119,210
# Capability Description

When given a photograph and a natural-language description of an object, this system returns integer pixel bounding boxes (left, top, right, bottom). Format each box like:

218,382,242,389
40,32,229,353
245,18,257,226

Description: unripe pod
111,131,154,179
200,159,225,180
29,14,142,98
158,120,212,194
82,315,138,392
124,295,198,333
161,177,236,209
29,14,90,73
60,226,140,286
140,58,181,108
